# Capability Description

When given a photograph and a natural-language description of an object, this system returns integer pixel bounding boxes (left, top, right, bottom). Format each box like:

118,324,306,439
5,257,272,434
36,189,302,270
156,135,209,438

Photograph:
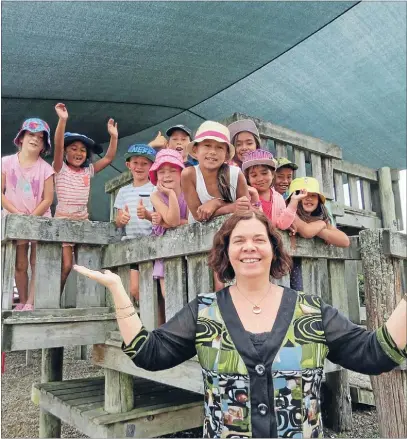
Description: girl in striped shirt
53,103,118,294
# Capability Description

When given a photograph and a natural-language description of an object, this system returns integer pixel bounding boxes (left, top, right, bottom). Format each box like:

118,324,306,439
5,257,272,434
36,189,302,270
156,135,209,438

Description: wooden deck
32,376,203,438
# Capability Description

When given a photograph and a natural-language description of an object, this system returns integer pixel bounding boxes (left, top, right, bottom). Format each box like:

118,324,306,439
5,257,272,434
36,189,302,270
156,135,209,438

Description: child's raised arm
317,223,350,247
93,119,118,174
31,176,54,216
1,171,19,214
151,186,181,228
54,103,69,173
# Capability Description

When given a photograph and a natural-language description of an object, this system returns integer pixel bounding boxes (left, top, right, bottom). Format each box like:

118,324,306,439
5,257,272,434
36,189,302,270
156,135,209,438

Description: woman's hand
73,265,122,289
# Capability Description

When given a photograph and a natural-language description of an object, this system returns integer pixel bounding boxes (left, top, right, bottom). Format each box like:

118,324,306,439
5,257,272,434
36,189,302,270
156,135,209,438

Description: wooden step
32,376,203,438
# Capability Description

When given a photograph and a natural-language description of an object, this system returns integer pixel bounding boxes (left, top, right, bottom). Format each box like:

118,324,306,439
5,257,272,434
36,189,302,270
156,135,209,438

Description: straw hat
288,177,326,203
186,121,235,160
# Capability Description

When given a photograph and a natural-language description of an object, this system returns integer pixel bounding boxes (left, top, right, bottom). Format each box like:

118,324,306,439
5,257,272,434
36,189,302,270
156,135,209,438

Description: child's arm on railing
31,176,54,216
1,172,19,214
293,216,327,238
54,103,68,173
151,186,181,228
213,172,250,217
93,119,118,173
317,223,350,247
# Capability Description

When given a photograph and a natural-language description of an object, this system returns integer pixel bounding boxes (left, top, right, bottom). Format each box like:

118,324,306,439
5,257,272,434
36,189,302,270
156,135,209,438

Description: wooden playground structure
2,114,406,438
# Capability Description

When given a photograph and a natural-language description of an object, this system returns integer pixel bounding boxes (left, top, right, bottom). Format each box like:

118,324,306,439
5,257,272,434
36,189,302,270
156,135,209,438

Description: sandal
13,303,25,311
21,304,34,311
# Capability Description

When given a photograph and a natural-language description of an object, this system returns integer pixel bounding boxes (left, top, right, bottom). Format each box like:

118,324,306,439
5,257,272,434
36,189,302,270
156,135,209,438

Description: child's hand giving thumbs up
117,204,131,227
137,198,148,220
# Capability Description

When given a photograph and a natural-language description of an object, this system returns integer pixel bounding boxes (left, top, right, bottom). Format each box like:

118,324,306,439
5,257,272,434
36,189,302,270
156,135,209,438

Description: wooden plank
40,347,64,439
104,369,134,414
345,261,360,324
275,141,288,158
2,319,117,351
34,243,62,309
293,148,306,178
350,386,375,406
76,245,105,307
92,343,204,394
381,230,407,259
321,157,334,200
337,212,382,230
2,241,16,310
61,269,77,308
102,221,361,268
231,113,342,158
333,171,345,206
105,170,132,194
361,179,372,212
347,175,359,208
332,159,378,182
164,257,187,321
138,262,158,330
186,254,213,301
370,182,382,217
301,259,328,298
310,154,323,191
391,176,404,231
74,345,87,360
1,214,115,245
378,167,398,230
327,260,348,315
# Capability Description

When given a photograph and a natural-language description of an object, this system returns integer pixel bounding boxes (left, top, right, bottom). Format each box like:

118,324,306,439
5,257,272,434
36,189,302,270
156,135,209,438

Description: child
287,177,350,290
228,119,261,168
53,103,118,293
274,157,298,199
1,118,55,310
242,150,305,230
181,120,251,224
148,149,188,324
114,144,157,301
149,124,198,167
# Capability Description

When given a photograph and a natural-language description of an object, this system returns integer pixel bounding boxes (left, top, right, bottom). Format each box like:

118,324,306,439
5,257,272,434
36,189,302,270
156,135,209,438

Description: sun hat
64,132,103,155
166,124,192,139
14,118,52,154
228,119,261,146
124,144,156,162
241,149,277,172
288,177,326,204
276,157,298,171
186,121,235,160
148,149,185,186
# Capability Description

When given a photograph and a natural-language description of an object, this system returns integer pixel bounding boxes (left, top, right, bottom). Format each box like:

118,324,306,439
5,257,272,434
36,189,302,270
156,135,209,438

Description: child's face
193,139,228,170
234,132,257,162
301,192,320,213
126,156,152,182
248,165,274,193
20,131,45,155
167,130,190,161
65,141,87,167
274,167,294,195
157,164,182,190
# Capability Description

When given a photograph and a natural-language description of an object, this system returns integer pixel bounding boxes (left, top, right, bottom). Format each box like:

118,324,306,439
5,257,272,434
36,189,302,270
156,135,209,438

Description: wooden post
347,175,359,208
164,257,187,321
2,241,16,310
360,229,407,438
345,261,360,324
391,169,404,231
104,368,134,414
39,348,63,438
333,171,345,206
301,258,328,298
294,148,306,178
321,157,334,200
139,262,158,330
275,141,288,158
324,260,352,432
361,180,372,212
310,154,323,190
186,254,213,301
74,345,87,360
378,167,397,230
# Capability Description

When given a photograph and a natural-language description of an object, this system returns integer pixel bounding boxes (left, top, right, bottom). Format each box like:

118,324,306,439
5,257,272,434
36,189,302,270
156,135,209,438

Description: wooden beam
104,369,134,414
333,171,345,206
275,141,288,158
164,257,187,321
2,241,16,310
232,113,342,158
347,175,360,209
105,170,132,194
361,180,372,212
2,214,118,245
332,159,378,182
138,262,158,331
378,167,398,230
186,254,213,302
381,230,407,259
321,157,334,200
293,148,306,177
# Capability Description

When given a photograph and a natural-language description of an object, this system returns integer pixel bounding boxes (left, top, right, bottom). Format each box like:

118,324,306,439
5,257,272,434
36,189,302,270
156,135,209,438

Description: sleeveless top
188,164,240,223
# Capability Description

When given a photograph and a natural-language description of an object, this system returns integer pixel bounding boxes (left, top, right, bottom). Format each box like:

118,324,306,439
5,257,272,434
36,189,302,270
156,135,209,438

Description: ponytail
217,163,234,203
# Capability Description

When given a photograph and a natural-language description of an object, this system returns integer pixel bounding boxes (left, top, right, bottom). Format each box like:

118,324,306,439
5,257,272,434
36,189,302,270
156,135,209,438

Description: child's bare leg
15,242,29,304
60,245,74,294
26,243,37,305
130,269,140,302
213,271,224,292
158,279,166,326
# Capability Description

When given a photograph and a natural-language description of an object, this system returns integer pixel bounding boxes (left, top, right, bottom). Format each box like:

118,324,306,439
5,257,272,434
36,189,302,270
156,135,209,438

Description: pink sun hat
149,149,185,186
241,149,277,172
186,121,235,161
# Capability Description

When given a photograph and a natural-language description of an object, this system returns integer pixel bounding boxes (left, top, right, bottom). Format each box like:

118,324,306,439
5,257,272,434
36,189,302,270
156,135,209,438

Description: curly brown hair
208,211,292,283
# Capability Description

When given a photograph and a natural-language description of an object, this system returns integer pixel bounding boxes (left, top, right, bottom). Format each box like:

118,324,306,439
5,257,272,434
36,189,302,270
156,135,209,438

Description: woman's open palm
73,265,122,289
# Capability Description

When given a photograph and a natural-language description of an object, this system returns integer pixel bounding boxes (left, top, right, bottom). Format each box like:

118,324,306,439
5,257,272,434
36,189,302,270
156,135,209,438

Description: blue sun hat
14,118,52,155
124,144,156,162
64,132,103,155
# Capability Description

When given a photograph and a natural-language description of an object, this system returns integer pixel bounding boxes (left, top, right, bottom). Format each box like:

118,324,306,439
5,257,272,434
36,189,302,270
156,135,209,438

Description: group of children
2,110,349,318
